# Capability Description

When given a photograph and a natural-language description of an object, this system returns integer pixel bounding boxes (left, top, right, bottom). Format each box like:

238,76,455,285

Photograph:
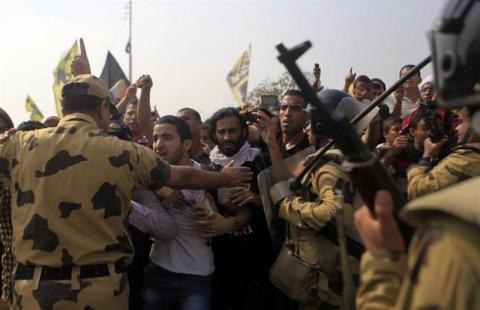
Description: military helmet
308,89,377,137
430,0,480,111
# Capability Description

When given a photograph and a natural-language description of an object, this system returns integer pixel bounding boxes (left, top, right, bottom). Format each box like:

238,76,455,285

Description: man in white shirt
385,64,422,118
129,115,214,310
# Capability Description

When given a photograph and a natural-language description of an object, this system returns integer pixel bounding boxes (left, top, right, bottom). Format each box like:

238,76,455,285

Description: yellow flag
226,45,251,106
53,41,79,116
25,95,44,121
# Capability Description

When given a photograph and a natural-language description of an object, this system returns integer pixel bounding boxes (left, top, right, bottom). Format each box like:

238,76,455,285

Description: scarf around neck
209,141,261,167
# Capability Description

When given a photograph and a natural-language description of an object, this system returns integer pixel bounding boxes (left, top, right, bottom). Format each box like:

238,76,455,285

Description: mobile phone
261,95,278,108
259,108,273,118
244,112,258,123
244,108,272,123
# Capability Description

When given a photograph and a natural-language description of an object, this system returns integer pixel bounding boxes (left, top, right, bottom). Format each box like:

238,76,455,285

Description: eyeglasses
280,104,305,112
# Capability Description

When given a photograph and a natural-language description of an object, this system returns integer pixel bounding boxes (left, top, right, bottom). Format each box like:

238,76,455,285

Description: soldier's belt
14,259,126,281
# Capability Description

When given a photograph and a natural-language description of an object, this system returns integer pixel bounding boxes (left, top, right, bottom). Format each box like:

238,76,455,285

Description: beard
217,138,245,157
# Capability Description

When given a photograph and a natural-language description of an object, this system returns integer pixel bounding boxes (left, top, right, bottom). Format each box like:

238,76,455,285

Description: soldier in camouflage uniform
407,107,480,199
355,1,480,308
267,90,371,309
0,75,251,309
278,149,358,309
356,183,480,309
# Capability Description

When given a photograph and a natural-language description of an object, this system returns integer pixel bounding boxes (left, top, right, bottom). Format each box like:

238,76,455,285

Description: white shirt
384,95,419,118
129,162,214,276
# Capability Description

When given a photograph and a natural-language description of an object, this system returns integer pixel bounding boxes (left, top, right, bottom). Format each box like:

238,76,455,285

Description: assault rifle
276,41,424,224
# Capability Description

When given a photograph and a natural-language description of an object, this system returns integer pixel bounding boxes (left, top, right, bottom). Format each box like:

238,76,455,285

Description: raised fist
136,74,153,90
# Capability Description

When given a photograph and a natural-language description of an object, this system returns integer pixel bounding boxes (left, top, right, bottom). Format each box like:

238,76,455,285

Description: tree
247,71,313,105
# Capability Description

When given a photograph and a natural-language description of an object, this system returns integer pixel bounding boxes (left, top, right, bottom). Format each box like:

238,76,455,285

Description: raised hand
354,190,405,255
394,85,405,103
423,136,449,158
71,38,91,76
257,110,277,147
136,74,153,90
313,64,321,81
124,83,137,99
390,135,409,154
345,67,356,85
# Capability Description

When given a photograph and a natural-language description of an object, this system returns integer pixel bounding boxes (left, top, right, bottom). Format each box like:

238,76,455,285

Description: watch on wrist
419,156,433,166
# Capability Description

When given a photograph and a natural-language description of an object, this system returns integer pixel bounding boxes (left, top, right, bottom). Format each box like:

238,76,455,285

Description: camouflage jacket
279,149,360,305
407,142,480,199
0,113,171,267
357,177,480,309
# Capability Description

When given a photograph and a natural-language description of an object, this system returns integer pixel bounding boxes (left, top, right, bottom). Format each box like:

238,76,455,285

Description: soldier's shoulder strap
301,149,344,185
451,142,480,154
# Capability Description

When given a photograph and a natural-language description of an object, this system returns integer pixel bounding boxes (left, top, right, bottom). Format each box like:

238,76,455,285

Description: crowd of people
0,0,479,309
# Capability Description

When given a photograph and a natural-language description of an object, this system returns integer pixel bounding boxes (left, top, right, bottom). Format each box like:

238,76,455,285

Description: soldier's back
6,113,167,268
398,178,480,309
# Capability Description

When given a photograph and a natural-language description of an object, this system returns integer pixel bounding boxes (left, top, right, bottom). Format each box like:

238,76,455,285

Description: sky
0,0,446,126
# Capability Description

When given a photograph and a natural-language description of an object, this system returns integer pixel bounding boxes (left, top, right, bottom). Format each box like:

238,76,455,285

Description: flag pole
128,0,132,82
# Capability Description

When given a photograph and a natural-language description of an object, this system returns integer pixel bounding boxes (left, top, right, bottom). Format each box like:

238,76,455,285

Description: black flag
99,51,130,89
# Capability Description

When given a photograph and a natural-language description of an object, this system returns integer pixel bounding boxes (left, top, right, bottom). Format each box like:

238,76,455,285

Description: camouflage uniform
407,142,480,199
279,149,360,309
356,177,480,309
0,113,171,309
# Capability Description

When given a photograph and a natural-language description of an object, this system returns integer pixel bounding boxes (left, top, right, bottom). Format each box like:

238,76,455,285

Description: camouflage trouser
12,265,129,310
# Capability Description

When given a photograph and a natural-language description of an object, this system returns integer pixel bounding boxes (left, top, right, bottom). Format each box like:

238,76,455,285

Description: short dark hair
409,111,425,130
208,107,248,143
203,117,212,131
17,121,47,131
0,108,14,132
62,94,105,114
371,78,386,91
61,82,107,114
283,88,307,100
382,117,402,134
353,75,372,89
177,107,202,122
157,115,192,142
126,99,138,107
399,64,421,78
